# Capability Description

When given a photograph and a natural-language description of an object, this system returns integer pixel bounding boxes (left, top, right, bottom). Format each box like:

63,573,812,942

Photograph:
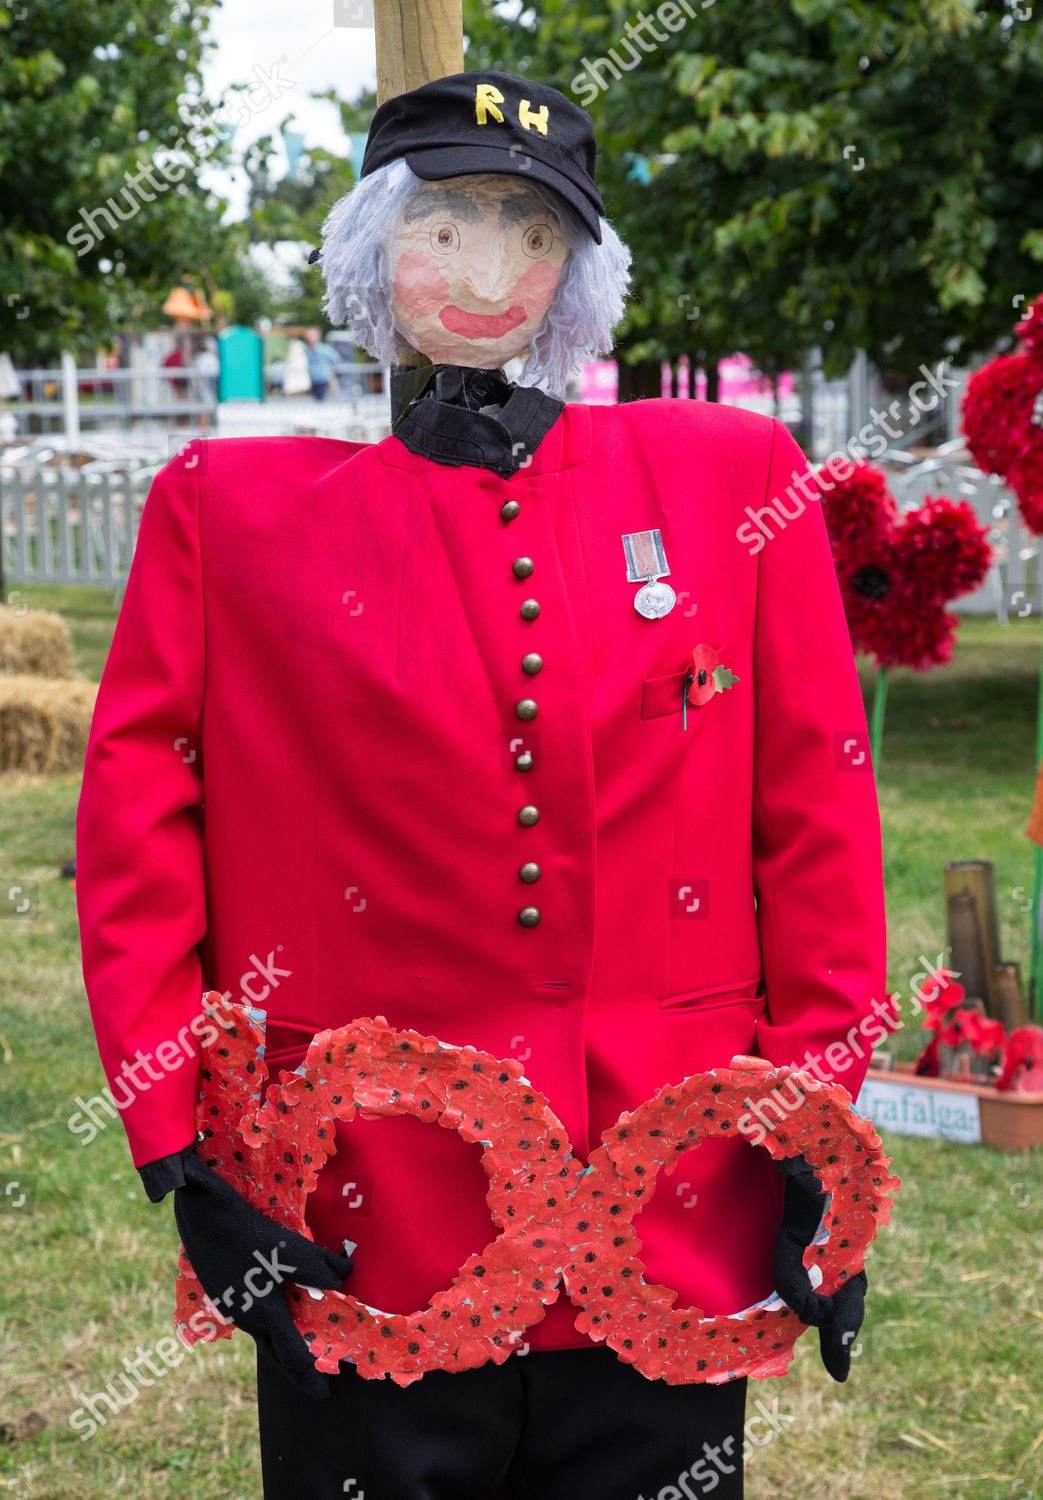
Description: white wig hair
319,155,633,399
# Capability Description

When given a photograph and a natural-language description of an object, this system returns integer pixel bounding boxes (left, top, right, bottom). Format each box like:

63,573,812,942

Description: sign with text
857,1077,982,1144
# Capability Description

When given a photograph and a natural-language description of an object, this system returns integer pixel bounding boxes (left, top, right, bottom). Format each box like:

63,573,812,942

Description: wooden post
374,0,463,102
374,0,464,425
946,890,987,1008
993,961,1026,1033
945,861,1003,1017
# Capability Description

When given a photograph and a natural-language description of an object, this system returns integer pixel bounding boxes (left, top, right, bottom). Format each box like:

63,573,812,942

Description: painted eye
522,223,554,258
429,223,460,254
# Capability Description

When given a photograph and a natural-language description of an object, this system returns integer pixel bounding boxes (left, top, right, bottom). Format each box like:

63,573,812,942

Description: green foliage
0,0,276,362
239,131,359,327
228,89,377,328
462,0,1043,382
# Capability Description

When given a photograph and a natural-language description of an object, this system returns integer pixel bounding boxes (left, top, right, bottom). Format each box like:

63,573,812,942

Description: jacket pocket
641,668,691,720
658,973,765,1014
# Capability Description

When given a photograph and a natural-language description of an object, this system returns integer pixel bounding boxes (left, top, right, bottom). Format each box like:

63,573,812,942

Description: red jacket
76,398,887,1353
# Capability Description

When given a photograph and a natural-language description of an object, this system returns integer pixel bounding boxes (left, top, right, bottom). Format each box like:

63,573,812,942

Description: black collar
391,363,565,478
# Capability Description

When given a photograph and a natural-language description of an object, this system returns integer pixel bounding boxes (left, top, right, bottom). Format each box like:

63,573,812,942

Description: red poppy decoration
561,1056,898,1384
912,968,1009,1073
918,966,965,1009
686,644,739,707
963,292,1043,535
997,1025,1043,1093
943,1010,1006,1057
175,997,581,1386
176,999,899,1386
918,967,966,1041
820,462,991,670
173,999,272,1345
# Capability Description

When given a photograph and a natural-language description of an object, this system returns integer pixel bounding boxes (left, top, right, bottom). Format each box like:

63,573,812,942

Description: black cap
360,70,604,244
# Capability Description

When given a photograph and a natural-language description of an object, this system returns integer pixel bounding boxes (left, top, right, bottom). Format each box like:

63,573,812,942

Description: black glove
771,1153,867,1382
169,1147,354,1400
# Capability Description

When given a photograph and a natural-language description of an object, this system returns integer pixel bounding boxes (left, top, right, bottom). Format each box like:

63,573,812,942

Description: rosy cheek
514,259,564,321
394,249,452,322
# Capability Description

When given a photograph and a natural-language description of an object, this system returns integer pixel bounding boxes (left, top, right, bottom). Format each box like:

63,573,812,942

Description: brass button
514,750,534,772
515,698,538,721
519,862,541,883
517,804,540,826
519,906,541,928
521,653,543,675
500,500,521,522
520,599,541,621
512,557,535,579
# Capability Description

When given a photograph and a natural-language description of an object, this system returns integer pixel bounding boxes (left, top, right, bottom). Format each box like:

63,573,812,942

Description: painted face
386,173,571,367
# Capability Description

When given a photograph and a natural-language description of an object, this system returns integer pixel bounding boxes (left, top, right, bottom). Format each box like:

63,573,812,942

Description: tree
0,0,250,362
240,133,359,327
461,0,1043,386
231,89,379,328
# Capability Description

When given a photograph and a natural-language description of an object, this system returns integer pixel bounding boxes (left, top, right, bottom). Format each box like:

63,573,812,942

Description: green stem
1030,631,1043,1020
870,664,888,769
1030,845,1043,1022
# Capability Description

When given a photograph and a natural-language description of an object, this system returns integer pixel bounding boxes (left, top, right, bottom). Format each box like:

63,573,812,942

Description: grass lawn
1,590,1041,1499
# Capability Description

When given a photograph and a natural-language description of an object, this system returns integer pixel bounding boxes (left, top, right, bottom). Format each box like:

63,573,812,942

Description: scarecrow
76,70,887,1500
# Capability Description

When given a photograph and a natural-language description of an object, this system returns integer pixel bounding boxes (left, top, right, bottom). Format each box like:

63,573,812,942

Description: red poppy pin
682,644,739,727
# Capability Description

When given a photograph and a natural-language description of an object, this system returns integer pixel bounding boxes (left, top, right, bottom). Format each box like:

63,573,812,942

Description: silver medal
622,528,677,620
633,578,677,619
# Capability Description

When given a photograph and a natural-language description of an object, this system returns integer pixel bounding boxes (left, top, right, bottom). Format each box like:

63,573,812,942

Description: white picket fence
2,431,1037,619
2,464,152,591
884,447,1041,620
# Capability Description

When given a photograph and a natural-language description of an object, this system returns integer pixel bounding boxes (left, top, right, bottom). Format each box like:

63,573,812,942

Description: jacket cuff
137,1140,198,1203
773,1151,812,1176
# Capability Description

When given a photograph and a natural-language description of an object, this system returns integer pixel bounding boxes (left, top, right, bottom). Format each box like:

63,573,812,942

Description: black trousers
257,1345,747,1500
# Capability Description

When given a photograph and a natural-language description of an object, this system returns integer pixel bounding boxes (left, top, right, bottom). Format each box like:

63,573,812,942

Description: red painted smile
439,303,528,339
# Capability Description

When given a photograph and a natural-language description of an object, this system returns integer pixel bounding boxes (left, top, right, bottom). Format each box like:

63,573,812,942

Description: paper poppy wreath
962,290,1043,535
175,998,582,1385
819,461,992,671
561,1059,897,1383
175,996,898,1387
